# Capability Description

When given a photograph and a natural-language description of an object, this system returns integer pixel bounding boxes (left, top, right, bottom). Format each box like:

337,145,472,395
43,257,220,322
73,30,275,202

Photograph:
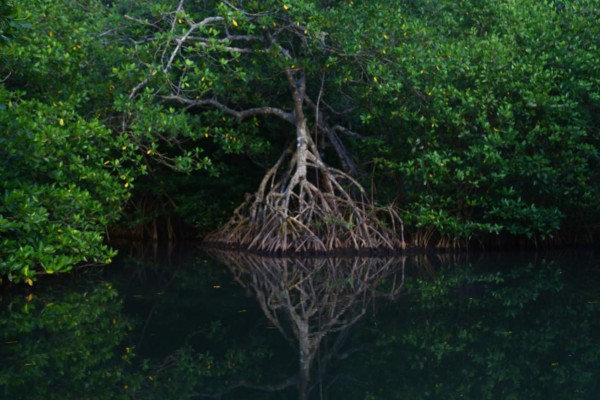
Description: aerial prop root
204,145,405,253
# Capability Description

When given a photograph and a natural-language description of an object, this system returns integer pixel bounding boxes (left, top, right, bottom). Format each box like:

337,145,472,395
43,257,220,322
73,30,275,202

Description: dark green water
1,244,599,400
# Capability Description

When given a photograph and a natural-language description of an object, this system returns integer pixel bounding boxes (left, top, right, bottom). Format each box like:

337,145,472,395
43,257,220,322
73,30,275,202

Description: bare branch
164,16,225,73
123,14,162,30
332,125,370,140
321,100,358,116
128,77,150,99
183,37,257,53
163,94,295,123
225,34,265,42
220,0,271,17
170,0,186,31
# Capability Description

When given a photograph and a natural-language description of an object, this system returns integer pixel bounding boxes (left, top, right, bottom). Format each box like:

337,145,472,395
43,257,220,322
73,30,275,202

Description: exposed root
204,144,405,254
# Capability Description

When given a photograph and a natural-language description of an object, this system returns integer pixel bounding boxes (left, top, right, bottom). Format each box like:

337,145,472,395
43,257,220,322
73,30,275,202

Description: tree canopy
1,0,599,281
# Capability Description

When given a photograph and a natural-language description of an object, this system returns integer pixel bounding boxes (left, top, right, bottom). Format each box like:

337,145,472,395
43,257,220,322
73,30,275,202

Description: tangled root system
204,144,405,254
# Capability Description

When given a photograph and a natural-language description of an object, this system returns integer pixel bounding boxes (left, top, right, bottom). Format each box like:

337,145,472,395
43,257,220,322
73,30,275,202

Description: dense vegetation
1,0,599,282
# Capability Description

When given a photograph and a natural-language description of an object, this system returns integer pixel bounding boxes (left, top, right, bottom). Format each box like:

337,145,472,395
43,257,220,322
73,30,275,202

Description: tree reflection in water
2,250,597,400
207,250,406,399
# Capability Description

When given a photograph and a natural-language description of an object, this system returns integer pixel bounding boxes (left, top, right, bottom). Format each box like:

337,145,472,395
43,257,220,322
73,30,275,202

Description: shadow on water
0,245,599,399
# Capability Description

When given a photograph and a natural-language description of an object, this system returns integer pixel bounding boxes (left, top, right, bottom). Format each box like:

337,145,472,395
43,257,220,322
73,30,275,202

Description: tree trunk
203,69,405,254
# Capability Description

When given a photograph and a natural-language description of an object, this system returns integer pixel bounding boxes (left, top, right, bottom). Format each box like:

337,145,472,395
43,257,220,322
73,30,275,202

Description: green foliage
2,0,599,276
126,0,598,246
0,87,130,283
0,0,29,45
0,0,266,281
362,0,600,245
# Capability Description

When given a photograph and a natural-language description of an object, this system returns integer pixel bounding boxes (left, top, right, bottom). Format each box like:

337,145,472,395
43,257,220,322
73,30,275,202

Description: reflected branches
207,251,406,399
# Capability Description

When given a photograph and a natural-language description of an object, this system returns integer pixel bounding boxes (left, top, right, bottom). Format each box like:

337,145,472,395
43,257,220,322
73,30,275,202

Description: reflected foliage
1,250,598,399
0,280,137,400
330,253,600,399
104,245,289,399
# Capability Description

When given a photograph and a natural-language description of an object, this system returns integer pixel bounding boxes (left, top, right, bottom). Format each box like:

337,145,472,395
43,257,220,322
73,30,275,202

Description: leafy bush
0,87,129,283
366,0,600,245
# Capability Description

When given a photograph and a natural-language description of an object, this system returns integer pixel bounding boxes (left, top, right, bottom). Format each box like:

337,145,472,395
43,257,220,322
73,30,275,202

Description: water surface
1,244,599,399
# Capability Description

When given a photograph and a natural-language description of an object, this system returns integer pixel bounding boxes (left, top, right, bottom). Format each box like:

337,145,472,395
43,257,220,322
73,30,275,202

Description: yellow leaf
124,182,129,188
59,118,65,126
232,19,238,27
146,149,153,155
26,279,33,286
26,294,33,302
373,76,378,83
283,4,290,10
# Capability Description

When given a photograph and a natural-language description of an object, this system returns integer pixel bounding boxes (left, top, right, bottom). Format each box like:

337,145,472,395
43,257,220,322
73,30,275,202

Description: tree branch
332,124,371,140
183,37,256,53
123,14,162,30
164,16,225,73
162,95,295,124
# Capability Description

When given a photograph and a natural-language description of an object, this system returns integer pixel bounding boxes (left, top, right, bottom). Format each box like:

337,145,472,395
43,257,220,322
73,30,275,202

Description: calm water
1,244,599,400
